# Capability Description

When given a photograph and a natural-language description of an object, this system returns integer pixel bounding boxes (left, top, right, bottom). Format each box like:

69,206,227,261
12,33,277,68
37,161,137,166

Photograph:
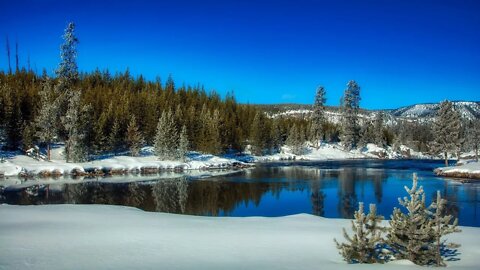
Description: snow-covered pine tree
62,90,89,162
374,112,386,147
108,118,122,155
56,22,79,87
54,22,80,141
429,191,461,267
310,86,327,148
359,121,375,147
36,77,58,160
341,80,361,151
154,110,178,160
286,124,304,155
126,115,145,157
335,203,387,263
465,119,480,161
432,100,461,166
387,173,435,265
177,125,189,161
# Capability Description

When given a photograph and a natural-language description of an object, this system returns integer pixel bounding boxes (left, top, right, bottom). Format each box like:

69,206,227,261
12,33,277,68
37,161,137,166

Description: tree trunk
47,143,51,161
444,152,448,167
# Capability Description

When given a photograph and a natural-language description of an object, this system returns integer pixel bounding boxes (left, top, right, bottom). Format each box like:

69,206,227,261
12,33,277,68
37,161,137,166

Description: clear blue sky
1,0,479,109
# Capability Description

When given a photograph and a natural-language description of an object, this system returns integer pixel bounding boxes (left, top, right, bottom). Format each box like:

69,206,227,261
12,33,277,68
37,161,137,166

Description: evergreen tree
2,84,23,150
270,119,283,153
286,124,305,155
108,118,121,155
341,80,361,150
177,125,189,161
250,112,269,155
429,191,461,267
126,115,145,157
63,90,89,162
387,173,435,265
465,119,480,161
359,121,375,147
334,203,387,263
310,86,327,148
154,110,178,160
374,112,386,147
432,100,461,166
36,78,58,160
56,22,79,87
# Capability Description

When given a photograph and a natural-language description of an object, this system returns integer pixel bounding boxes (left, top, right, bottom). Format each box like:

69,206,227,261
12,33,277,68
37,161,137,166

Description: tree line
1,22,479,163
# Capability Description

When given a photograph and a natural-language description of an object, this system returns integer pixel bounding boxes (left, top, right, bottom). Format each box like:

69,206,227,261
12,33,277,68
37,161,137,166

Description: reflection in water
2,160,480,226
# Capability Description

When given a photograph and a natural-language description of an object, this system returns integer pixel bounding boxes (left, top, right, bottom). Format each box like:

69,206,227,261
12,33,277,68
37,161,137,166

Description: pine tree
432,100,461,166
126,115,145,157
374,112,386,147
334,203,387,263
56,22,79,87
270,119,283,153
286,124,304,155
250,112,268,155
62,90,89,162
154,110,178,160
2,84,23,150
359,121,375,147
387,173,435,265
108,118,122,155
465,119,480,161
341,80,361,150
310,86,327,148
177,125,189,161
429,191,461,267
36,78,58,160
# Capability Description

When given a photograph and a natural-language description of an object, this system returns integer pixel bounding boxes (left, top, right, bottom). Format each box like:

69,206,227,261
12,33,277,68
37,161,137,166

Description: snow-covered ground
0,146,249,177
255,143,430,162
0,204,478,270
435,160,480,179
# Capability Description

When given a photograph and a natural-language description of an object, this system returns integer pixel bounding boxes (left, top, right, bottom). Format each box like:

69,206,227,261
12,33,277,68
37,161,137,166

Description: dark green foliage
126,115,144,157
432,100,462,166
341,80,361,150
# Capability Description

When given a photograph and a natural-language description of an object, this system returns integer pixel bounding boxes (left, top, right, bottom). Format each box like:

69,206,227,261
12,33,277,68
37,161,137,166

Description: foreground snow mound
435,161,480,179
1,204,479,270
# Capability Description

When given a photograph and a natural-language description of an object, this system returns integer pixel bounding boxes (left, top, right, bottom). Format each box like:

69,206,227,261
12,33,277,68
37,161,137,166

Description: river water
1,159,479,226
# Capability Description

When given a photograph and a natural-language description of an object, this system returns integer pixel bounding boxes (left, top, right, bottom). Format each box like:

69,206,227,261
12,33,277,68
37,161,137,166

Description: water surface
1,160,479,226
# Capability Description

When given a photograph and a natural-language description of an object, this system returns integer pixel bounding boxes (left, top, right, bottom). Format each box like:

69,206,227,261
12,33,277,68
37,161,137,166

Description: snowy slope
1,204,478,270
434,161,480,179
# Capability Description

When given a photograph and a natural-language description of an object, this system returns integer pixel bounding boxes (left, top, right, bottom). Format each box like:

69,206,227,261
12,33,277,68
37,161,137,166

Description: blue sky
1,0,479,109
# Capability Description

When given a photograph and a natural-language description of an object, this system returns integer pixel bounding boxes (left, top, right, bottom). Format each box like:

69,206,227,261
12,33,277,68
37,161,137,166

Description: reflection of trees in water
337,168,358,218
151,177,188,213
126,182,146,207
438,183,460,220
63,183,88,204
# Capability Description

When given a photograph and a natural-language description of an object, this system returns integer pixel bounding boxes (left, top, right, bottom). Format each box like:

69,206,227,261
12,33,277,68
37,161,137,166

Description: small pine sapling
429,191,461,267
387,173,435,265
335,202,387,263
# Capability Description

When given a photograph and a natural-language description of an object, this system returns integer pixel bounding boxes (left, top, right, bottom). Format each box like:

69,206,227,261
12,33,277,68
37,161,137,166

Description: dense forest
0,22,479,163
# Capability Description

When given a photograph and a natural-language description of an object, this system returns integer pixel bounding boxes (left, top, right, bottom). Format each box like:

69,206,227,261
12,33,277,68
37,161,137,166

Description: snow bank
435,161,480,180
255,143,431,162
0,147,250,177
0,204,478,270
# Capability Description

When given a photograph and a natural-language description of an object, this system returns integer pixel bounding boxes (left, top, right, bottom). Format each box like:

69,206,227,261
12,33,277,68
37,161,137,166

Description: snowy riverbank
1,204,479,270
434,160,480,180
0,143,433,178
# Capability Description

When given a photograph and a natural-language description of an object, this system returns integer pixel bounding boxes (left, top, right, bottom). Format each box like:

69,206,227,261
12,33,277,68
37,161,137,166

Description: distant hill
254,101,480,123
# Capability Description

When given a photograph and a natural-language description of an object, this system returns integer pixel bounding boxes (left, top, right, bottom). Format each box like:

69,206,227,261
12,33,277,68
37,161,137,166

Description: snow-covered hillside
1,204,478,270
263,101,480,123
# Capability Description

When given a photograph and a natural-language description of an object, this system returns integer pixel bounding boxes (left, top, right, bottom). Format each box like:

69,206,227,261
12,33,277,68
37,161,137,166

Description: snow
0,146,249,177
435,161,480,179
255,143,431,162
0,204,478,270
